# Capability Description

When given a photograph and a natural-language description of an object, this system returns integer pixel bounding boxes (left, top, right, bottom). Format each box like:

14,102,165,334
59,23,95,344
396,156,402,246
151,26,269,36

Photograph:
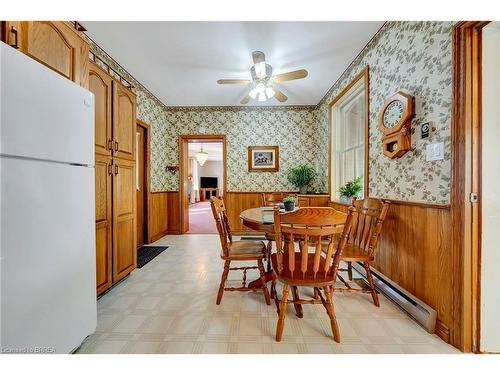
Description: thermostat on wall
421,122,430,139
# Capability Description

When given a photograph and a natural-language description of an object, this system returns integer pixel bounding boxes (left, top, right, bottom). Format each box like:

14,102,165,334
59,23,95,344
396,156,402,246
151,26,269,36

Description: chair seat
340,244,373,262
224,240,267,260
271,253,336,287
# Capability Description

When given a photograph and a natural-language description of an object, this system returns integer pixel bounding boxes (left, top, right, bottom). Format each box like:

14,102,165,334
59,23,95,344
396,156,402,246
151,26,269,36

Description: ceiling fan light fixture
256,82,266,93
195,144,208,166
255,62,267,78
265,87,275,99
258,92,266,102
249,88,258,99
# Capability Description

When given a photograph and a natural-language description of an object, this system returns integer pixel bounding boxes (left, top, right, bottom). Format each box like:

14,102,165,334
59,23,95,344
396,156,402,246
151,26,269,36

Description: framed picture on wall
248,146,279,172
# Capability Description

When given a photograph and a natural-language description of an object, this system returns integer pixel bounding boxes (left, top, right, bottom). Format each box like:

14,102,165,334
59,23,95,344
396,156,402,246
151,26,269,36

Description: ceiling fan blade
240,95,251,105
252,51,266,64
217,79,252,85
273,88,288,103
271,69,308,83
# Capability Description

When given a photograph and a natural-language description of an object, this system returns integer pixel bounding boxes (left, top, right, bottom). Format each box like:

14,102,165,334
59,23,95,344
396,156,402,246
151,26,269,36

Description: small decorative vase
339,195,352,205
299,186,308,194
284,201,295,212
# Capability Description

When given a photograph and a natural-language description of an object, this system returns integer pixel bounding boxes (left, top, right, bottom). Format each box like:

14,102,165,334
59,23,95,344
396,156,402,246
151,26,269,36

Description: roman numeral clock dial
378,92,415,159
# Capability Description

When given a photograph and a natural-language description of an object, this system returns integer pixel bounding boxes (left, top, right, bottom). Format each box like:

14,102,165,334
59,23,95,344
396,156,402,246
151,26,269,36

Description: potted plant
282,196,297,212
338,176,362,204
287,165,316,194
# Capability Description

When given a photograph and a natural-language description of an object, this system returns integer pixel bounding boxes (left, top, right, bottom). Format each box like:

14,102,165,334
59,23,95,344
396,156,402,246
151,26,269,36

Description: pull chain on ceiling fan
217,51,308,105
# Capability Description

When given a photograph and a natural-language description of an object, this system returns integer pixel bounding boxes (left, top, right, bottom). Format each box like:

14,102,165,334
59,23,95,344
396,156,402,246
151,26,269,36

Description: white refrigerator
0,43,97,353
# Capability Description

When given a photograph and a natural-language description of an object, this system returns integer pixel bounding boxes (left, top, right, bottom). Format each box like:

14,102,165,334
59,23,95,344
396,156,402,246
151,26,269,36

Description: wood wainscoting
150,191,181,241
330,200,453,343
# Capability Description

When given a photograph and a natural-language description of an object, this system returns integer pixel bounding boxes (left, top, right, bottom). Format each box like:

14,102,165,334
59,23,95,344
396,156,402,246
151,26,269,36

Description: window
329,68,368,202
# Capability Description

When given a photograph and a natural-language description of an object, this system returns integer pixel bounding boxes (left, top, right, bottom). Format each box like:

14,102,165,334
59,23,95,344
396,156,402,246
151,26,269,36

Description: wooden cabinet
95,154,113,295
89,63,137,294
113,83,136,161
2,21,89,88
113,158,137,282
89,63,113,157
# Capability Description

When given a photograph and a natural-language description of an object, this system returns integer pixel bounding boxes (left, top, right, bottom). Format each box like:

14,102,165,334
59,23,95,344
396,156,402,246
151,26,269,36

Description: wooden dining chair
261,192,299,207
271,206,355,342
336,198,390,307
261,193,299,270
210,197,271,306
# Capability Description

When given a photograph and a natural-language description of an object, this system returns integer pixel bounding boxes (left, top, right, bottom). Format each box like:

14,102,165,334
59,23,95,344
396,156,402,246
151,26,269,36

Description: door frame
451,21,490,352
179,134,227,234
137,120,152,243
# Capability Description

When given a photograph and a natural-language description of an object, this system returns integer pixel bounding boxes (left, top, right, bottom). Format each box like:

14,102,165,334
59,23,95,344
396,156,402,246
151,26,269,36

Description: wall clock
378,92,415,158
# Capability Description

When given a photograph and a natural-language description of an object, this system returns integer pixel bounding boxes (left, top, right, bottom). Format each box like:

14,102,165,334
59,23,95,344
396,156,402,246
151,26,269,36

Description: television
200,177,218,188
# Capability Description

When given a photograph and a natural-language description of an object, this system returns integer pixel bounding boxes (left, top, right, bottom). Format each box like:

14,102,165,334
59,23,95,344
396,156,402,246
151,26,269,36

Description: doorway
136,120,150,247
179,135,226,234
452,21,500,353
479,22,500,353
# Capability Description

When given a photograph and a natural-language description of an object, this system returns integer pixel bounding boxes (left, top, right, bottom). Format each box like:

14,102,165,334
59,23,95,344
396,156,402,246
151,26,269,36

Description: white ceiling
188,142,223,161
83,21,383,106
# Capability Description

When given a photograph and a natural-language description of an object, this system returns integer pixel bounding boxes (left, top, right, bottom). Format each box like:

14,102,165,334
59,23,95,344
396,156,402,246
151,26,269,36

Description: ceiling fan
217,51,308,105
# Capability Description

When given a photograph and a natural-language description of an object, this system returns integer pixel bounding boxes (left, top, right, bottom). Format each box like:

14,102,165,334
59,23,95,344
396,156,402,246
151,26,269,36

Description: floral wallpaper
159,107,322,192
83,33,324,193
316,21,453,204
84,21,454,203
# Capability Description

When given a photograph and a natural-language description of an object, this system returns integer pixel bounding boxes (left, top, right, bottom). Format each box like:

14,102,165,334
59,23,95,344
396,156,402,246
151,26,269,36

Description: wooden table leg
248,270,273,288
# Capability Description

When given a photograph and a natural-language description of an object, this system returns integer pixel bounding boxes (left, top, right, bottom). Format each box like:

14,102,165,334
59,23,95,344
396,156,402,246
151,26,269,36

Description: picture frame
248,146,279,172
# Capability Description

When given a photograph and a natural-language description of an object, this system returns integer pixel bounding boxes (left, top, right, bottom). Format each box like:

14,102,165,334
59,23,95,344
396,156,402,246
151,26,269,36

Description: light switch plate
426,142,444,161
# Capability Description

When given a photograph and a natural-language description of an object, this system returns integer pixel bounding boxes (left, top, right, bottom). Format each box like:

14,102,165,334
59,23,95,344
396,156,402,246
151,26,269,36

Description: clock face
383,100,404,128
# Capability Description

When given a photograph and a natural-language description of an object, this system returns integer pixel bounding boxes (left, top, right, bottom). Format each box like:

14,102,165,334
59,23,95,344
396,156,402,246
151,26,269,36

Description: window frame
328,66,370,203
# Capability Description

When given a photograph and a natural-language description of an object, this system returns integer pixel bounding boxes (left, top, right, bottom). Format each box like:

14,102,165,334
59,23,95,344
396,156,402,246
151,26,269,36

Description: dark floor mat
137,246,168,268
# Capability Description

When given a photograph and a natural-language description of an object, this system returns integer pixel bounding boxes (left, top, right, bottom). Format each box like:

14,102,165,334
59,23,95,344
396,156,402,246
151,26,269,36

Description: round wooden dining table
240,207,347,288
240,206,347,233
240,207,276,233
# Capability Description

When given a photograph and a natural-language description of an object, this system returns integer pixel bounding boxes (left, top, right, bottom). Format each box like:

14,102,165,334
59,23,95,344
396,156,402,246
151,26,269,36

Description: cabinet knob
114,165,119,175
114,141,119,152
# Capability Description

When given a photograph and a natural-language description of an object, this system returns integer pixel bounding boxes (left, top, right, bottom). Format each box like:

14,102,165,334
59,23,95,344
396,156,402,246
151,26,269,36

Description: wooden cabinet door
89,63,113,157
112,158,136,282
95,155,113,295
113,82,136,161
2,21,22,49
9,21,89,88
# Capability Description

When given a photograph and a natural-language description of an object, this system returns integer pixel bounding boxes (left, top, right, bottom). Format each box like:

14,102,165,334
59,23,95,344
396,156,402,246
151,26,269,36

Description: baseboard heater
351,262,437,333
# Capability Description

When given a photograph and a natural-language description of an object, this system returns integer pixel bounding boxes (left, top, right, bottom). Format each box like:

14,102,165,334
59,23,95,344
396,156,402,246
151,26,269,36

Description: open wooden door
136,121,150,246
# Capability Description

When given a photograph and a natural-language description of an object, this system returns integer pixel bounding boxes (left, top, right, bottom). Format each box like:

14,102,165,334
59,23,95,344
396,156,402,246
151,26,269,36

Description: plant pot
284,201,295,212
339,195,352,205
299,186,308,194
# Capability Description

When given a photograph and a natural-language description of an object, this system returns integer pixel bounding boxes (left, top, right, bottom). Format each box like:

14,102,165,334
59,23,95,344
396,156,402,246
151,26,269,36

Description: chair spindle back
210,197,232,257
349,198,390,258
261,193,299,207
273,207,355,281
